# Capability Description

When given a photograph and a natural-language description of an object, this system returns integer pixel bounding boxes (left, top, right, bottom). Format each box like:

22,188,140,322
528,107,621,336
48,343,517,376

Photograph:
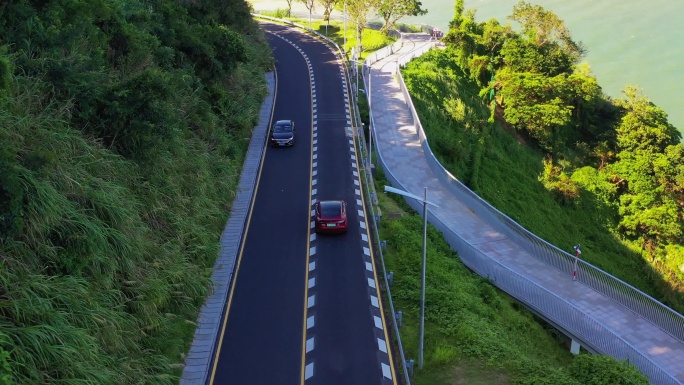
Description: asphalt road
209,28,312,385
274,28,385,384
209,22,393,385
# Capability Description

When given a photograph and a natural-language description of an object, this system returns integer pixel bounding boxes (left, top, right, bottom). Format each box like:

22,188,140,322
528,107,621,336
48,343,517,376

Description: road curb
180,71,276,385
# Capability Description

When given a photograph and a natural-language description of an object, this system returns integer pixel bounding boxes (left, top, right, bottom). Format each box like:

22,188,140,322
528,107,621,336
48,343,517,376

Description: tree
611,151,682,256
449,0,465,30
285,0,295,17
299,0,316,28
564,63,604,141
442,2,478,69
509,1,585,64
375,0,427,34
497,68,574,150
614,86,681,153
318,0,337,33
610,87,684,255
344,0,378,53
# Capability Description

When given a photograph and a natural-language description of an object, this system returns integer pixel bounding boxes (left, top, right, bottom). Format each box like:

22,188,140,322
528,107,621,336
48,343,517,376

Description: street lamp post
351,61,371,168
384,185,438,370
355,61,359,98
349,59,360,99
343,0,346,53
349,60,372,171
367,65,372,170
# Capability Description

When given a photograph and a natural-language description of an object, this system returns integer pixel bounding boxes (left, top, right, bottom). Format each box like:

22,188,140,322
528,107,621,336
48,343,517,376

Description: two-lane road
209,23,396,385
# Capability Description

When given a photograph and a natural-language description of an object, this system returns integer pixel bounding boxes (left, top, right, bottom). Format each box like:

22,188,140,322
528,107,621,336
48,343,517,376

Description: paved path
368,33,684,384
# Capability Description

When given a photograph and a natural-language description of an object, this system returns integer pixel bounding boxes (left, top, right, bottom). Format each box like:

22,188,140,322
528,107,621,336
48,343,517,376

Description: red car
314,200,348,233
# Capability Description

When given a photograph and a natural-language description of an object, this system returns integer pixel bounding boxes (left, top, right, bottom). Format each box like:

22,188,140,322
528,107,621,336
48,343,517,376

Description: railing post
406,359,414,377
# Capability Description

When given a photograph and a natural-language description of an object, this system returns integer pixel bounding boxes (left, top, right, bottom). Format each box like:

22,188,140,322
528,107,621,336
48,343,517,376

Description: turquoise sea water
401,0,684,132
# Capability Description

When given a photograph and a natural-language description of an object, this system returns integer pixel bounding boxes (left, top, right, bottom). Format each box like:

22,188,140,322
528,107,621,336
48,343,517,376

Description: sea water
402,0,684,133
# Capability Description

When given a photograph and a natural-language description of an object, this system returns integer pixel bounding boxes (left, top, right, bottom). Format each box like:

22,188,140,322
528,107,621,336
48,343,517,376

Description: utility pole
383,186,438,370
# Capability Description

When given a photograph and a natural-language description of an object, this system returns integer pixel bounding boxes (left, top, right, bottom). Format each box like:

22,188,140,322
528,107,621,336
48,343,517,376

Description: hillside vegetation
373,167,648,384
0,0,272,383
402,0,684,313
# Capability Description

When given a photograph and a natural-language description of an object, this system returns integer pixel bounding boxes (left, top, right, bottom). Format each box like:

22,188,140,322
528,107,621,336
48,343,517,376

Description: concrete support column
570,339,581,355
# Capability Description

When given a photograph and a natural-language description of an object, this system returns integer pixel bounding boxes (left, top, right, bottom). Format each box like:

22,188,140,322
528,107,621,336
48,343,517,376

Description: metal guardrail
252,14,414,384
351,75,414,385
363,42,684,385
351,87,413,385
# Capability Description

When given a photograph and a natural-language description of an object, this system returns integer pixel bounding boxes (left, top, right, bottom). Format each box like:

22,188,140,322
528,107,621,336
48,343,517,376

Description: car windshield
320,202,342,217
274,122,292,133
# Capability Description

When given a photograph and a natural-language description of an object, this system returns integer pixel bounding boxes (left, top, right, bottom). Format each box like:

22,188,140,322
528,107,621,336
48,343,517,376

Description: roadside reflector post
406,359,414,376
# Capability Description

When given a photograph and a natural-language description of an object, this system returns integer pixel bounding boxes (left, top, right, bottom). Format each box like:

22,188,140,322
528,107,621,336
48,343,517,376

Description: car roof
319,200,344,207
275,120,292,125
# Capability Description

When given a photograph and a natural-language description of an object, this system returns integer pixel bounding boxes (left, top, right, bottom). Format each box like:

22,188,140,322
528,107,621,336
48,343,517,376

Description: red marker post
572,244,581,281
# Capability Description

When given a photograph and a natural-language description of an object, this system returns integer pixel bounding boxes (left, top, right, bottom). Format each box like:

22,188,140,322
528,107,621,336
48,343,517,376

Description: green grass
0,4,271,383
254,13,396,59
371,167,574,384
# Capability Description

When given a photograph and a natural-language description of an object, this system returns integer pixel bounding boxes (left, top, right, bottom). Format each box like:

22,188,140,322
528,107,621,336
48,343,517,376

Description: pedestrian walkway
367,33,684,385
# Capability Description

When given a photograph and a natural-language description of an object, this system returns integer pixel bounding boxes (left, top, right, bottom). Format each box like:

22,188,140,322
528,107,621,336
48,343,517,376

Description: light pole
366,65,372,169
383,185,438,370
349,59,361,99
351,60,371,168
343,0,346,53
349,60,372,171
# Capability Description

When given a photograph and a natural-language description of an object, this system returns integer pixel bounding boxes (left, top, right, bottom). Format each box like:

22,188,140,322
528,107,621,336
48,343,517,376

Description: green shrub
94,68,181,160
570,354,649,385
0,54,11,93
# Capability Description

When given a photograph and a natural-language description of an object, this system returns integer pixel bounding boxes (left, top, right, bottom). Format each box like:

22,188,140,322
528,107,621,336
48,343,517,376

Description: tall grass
0,25,270,385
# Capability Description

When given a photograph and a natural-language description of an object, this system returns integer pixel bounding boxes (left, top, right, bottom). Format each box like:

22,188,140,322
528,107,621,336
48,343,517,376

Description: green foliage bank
402,0,684,312
373,169,648,385
0,0,272,383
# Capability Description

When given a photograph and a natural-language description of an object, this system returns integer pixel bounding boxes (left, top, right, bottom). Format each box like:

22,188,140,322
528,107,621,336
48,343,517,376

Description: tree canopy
419,0,684,302
376,0,427,33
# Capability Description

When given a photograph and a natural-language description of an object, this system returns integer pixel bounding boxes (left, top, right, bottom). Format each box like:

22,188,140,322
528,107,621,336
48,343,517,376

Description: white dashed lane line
268,31,321,381
271,28,395,384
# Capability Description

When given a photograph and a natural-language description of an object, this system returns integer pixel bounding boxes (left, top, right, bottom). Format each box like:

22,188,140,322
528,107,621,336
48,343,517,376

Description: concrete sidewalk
368,33,684,384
